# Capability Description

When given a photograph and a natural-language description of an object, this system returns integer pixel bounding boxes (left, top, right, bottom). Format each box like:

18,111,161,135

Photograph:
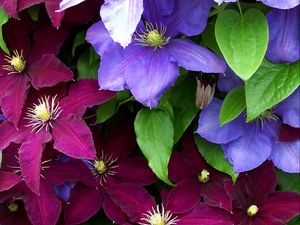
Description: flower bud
195,76,216,109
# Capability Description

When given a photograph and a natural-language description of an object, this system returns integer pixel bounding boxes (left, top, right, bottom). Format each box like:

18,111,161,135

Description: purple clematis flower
214,0,300,9
87,0,226,107
196,86,300,173
168,133,233,213
0,15,72,127
64,119,157,225
0,79,114,194
266,6,300,63
231,161,300,225
107,183,233,225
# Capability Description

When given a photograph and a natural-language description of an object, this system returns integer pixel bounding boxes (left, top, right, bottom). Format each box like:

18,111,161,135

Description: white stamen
139,205,179,225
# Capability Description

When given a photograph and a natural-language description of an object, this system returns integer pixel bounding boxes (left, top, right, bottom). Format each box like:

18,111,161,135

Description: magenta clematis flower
168,133,233,213
231,161,300,225
0,79,114,195
107,183,233,225
278,124,300,142
0,15,73,127
64,120,157,225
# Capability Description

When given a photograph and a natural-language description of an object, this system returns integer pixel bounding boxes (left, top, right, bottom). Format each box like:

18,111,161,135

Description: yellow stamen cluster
198,169,210,183
8,202,19,213
93,160,107,174
247,205,258,217
3,50,26,74
139,205,178,225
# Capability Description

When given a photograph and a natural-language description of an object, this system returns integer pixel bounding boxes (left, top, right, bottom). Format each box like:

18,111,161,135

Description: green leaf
77,47,99,79
202,23,223,56
169,74,199,143
72,30,86,56
276,169,300,193
215,8,268,80
0,8,9,54
288,216,300,225
245,59,300,121
194,134,238,181
135,108,174,185
28,5,40,21
220,87,246,125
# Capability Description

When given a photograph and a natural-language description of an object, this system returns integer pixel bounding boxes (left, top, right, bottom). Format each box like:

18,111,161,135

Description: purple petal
223,124,272,172
275,88,300,128
24,181,62,225
19,130,52,194
125,46,179,107
59,79,115,117
142,0,174,24
52,117,96,160
53,181,76,202
214,0,237,5
100,0,143,48
65,184,103,224
217,68,244,93
86,21,114,56
0,171,21,192
269,140,300,173
266,7,299,63
196,98,245,144
28,54,73,89
58,0,86,11
260,0,299,9
166,0,213,37
166,39,227,73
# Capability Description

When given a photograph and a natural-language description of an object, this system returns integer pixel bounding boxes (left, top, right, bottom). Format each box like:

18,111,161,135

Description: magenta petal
0,0,18,18
65,184,103,225
44,0,65,28
0,75,30,127
108,183,155,223
52,117,96,159
59,79,115,117
178,203,233,225
116,157,157,185
167,180,201,214
19,130,52,194
168,152,195,182
18,0,43,11
0,171,21,192
28,54,73,89
260,192,300,222
24,181,62,225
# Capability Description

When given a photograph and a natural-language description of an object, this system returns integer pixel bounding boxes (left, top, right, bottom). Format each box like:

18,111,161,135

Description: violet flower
196,86,300,173
0,79,114,194
231,161,300,225
64,120,156,225
215,0,299,9
168,133,233,213
87,0,226,107
0,16,72,126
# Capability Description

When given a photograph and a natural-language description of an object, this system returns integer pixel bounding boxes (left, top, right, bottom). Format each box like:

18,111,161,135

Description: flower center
247,205,258,217
135,22,170,49
197,169,210,183
7,202,19,213
25,95,62,132
139,205,179,225
3,50,26,74
93,160,107,174
258,109,279,128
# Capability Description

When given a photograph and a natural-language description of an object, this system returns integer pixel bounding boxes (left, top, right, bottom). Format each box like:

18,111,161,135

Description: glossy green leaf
0,8,9,54
194,134,238,181
77,47,99,79
135,108,174,185
276,169,300,193
245,59,300,121
202,23,222,56
72,30,86,56
28,5,40,21
215,9,268,80
220,87,246,125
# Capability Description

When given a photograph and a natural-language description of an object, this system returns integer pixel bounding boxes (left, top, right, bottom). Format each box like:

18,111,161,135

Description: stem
237,1,244,19
83,114,97,120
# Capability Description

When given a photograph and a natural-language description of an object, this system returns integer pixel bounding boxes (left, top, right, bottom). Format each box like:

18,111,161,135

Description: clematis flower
64,119,157,225
266,6,300,63
87,0,226,107
214,0,300,9
0,16,72,126
0,79,114,194
168,133,233,213
278,124,300,142
196,86,300,173
231,161,300,225
107,183,233,225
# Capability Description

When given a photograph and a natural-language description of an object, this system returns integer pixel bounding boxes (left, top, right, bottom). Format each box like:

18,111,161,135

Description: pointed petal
217,68,244,93
125,47,179,107
108,183,155,223
28,54,73,89
166,39,226,73
18,0,42,11
100,0,143,48
168,152,195,182
44,0,65,28
19,130,52,194
269,140,300,173
260,0,299,9
58,0,86,11
278,124,300,142
59,79,114,117
65,184,102,225
223,124,272,172
52,117,96,160
196,98,245,144
0,171,21,192
24,181,62,225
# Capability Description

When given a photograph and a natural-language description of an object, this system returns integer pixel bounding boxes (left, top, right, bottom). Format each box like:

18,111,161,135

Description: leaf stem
237,1,244,19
